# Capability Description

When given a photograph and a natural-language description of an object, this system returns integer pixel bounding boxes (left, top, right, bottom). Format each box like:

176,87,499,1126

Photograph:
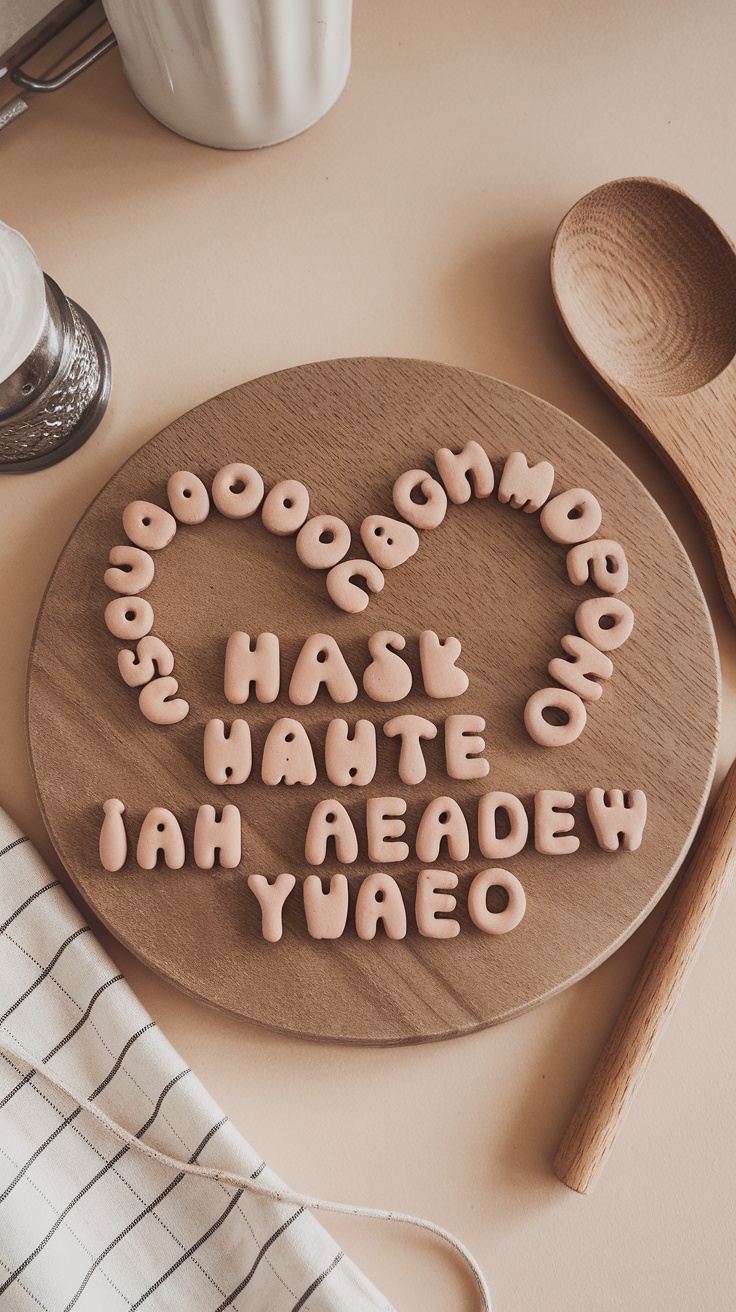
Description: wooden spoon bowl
552,177,736,620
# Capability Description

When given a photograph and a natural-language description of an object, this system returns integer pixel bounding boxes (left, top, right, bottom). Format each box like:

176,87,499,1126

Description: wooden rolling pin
554,757,736,1193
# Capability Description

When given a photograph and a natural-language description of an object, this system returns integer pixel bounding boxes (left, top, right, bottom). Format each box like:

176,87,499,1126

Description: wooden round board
27,358,720,1044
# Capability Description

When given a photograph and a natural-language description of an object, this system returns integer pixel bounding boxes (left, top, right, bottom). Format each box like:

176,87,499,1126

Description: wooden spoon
551,177,736,622
553,756,736,1193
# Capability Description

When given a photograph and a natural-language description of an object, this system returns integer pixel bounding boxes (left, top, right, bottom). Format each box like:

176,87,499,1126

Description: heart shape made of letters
27,358,719,1043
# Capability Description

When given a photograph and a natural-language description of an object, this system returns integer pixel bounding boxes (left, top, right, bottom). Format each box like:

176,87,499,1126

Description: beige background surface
2,2,736,1307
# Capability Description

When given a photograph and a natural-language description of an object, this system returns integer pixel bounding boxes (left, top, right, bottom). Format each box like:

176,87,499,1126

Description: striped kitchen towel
0,811,490,1311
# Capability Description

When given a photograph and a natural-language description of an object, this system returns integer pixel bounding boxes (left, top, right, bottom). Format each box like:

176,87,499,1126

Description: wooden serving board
27,358,720,1044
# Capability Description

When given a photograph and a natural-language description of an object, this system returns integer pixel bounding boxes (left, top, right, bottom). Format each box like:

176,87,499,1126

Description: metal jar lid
0,274,111,473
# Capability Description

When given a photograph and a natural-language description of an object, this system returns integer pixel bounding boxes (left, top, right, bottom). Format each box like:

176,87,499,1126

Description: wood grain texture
551,176,736,623
26,358,720,1044
553,756,736,1194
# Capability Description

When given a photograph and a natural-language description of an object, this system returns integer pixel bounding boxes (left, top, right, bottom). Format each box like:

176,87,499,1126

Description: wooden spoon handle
630,388,736,627
553,757,736,1194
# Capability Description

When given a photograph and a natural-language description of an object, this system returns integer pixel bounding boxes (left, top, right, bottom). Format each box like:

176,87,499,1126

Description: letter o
524,687,587,747
575,596,634,652
104,596,154,641
261,480,310,535
296,515,351,569
468,868,526,935
540,488,602,544
123,500,177,551
167,470,210,524
212,463,264,519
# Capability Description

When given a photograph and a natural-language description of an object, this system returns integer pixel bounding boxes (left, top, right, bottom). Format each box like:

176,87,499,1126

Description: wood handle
632,389,736,629
553,758,736,1194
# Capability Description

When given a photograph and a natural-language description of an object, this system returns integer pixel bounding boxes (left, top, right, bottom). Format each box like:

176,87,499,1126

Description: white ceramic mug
102,0,352,150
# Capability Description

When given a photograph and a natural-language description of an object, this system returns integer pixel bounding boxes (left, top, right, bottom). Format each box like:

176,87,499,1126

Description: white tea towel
0,811,491,1311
